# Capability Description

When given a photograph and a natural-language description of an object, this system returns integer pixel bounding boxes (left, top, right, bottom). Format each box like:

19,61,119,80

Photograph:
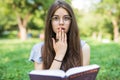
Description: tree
97,0,120,42
3,0,54,40
0,0,17,36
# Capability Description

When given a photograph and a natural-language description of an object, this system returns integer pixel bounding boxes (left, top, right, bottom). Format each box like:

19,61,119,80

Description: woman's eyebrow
64,15,70,16
52,15,59,17
53,15,70,17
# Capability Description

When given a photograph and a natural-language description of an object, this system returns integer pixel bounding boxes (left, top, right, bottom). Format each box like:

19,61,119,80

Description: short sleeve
29,42,44,63
81,40,86,47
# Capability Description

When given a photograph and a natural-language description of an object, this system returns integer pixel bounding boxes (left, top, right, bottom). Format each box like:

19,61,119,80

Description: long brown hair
42,0,83,71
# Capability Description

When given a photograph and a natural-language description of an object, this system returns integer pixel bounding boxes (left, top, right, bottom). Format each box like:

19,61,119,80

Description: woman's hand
52,28,67,60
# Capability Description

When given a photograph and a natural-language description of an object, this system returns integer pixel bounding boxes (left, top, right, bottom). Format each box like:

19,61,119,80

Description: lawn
0,38,120,80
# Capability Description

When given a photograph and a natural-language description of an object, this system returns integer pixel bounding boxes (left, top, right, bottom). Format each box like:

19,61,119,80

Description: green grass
88,40,120,80
0,39,40,80
0,38,120,80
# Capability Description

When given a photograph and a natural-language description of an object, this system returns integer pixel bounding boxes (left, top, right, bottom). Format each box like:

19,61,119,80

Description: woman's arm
30,43,44,70
34,56,64,70
49,54,64,69
82,43,90,66
34,44,90,70
50,29,67,70
34,31,66,70
34,43,90,70
34,62,43,70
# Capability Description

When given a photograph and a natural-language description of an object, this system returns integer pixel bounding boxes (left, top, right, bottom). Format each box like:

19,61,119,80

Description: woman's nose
59,18,64,25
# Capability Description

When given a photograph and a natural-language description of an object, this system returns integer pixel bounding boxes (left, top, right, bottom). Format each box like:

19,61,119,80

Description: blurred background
0,0,120,80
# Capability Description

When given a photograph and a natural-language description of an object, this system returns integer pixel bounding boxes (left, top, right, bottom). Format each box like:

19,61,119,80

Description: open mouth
58,28,65,30
61,28,65,30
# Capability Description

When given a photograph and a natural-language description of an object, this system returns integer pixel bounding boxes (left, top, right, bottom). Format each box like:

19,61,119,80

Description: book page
29,70,65,78
66,64,99,77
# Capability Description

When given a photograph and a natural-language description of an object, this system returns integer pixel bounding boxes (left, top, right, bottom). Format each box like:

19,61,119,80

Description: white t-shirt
29,40,86,63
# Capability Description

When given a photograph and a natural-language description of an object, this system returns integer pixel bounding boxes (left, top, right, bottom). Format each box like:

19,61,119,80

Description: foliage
95,0,120,42
0,38,120,80
0,0,119,42
0,0,54,38
0,0,17,34
79,13,113,39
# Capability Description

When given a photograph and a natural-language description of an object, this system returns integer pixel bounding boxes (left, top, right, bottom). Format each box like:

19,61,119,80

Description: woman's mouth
58,28,65,30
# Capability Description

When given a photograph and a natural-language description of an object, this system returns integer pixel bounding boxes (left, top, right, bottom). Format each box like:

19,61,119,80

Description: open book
29,64,100,80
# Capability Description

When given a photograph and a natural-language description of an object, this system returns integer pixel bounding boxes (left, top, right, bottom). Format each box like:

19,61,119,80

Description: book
29,64,100,80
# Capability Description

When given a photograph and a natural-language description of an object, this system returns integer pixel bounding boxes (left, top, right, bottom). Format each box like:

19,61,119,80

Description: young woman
29,0,90,71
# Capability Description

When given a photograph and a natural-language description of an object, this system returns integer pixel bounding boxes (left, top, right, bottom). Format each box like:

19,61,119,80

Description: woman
29,0,90,71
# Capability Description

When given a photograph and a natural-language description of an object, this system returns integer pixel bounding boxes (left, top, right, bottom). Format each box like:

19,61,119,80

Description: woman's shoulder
80,40,86,47
29,42,44,63
81,40,90,48
33,42,44,48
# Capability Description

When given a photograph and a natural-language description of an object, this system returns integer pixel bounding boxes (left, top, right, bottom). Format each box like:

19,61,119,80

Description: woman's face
51,7,71,33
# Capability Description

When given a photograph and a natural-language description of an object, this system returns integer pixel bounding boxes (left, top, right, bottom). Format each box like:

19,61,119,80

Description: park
0,0,120,80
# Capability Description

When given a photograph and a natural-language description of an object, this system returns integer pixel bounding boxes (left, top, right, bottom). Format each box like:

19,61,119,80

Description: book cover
29,64,100,80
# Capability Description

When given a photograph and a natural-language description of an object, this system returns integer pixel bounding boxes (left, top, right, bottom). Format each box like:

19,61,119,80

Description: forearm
34,62,43,70
49,60,62,69
34,60,62,70
50,28,67,69
82,43,90,66
49,55,64,70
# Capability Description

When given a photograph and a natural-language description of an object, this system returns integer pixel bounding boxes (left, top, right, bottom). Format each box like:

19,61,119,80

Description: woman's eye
52,17,59,21
64,16,71,21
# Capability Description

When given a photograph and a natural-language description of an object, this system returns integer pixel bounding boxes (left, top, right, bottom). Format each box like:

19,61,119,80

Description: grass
0,38,120,80
0,39,40,80
88,39,120,80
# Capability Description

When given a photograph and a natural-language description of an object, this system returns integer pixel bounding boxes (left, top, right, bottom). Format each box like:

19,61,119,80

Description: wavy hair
42,0,83,71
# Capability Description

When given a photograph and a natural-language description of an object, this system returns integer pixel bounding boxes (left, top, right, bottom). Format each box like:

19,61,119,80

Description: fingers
58,28,62,41
61,29,65,42
56,28,66,43
64,33,67,43
56,30,59,42
52,38,55,47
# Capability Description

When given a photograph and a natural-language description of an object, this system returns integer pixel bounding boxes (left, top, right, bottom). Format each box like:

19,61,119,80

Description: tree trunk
17,14,30,41
112,18,119,42
97,32,102,41
18,25,27,41
92,32,97,39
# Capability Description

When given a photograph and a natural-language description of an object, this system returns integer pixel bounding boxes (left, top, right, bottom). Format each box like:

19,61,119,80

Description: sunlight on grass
2,57,10,63
0,38,120,80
